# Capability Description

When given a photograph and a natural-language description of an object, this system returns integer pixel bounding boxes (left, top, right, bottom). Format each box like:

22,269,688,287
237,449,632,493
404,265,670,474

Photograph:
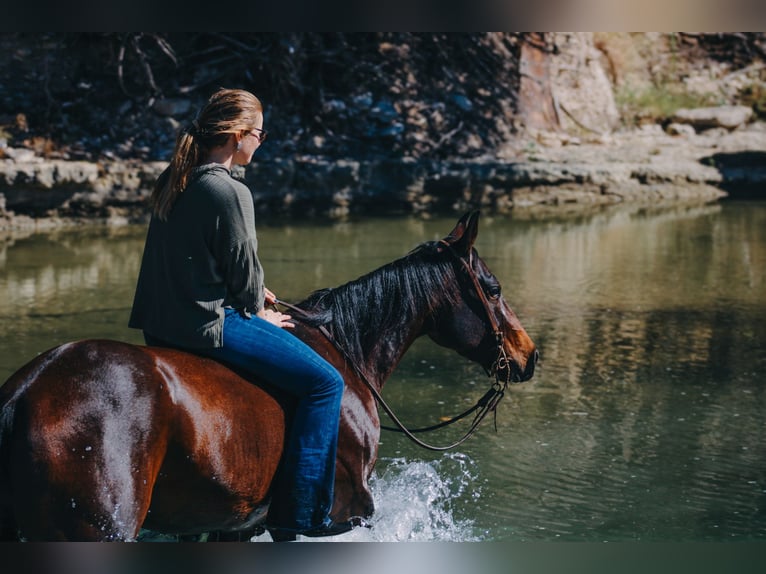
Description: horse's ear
443,210,479,255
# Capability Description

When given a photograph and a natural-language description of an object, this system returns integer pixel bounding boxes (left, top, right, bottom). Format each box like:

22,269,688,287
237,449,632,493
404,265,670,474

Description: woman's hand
264,287,277,306
259,287,293,328
257,308,294,329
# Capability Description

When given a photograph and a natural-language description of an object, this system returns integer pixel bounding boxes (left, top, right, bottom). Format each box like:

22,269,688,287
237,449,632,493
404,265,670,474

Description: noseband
275,241,514,452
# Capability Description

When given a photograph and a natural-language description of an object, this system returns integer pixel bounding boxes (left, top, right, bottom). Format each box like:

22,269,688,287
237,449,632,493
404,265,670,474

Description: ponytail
151,130,199,220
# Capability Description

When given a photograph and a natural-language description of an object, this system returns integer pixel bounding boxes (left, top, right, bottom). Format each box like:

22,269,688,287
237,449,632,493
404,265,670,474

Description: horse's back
0,339,286,540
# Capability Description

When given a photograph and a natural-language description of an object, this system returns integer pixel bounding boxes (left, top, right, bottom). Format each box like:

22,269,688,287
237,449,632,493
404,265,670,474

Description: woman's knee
311,363,345,400
323,363,346,396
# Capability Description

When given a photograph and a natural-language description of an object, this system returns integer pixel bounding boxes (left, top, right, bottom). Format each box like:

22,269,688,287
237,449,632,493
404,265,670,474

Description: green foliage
615,83,721,126
738,82,766,119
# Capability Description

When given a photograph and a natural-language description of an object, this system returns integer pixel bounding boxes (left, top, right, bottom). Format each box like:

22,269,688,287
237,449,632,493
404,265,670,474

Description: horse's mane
297,241,459,362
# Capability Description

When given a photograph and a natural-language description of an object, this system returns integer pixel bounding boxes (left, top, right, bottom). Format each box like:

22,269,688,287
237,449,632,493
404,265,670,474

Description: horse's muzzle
522,349,539,381
504,348,537,383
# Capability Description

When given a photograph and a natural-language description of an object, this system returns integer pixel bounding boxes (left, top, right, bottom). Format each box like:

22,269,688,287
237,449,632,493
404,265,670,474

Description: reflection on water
0,226,149,377
1,201,765,541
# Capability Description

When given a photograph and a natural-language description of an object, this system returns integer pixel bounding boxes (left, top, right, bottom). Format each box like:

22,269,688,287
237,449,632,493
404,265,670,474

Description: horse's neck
306,250,447,390
347,298,429,390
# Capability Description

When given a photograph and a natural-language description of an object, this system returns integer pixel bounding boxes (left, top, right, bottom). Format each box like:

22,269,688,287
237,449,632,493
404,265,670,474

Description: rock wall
518,33,620,136
1,33,764,229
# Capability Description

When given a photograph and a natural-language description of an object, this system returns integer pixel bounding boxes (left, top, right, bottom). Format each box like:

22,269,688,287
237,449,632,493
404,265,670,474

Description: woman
129,88,352,539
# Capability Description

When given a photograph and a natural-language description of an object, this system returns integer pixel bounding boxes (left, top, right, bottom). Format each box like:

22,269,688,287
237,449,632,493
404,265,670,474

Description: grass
615,83,722,126
738,82,766,120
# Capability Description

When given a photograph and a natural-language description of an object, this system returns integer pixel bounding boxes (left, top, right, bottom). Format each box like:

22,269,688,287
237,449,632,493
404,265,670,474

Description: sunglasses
248,128,268,143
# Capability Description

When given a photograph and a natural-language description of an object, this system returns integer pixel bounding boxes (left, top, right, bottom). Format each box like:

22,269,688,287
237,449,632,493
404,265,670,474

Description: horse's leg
0,455,17,539
205,525,267,542
332,461,375,521
0,504,18,541
331,391,378,523
9,428,159,541
6,356,166,541
10,453,158,540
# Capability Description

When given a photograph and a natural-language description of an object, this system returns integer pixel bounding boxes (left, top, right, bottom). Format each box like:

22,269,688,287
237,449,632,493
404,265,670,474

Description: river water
1,200,764,542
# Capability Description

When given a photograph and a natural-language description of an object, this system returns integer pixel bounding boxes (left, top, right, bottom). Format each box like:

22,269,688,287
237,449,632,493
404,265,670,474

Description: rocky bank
1,118,764,231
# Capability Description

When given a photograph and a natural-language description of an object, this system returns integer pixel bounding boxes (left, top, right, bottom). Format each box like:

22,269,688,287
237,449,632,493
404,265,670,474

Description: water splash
254,452,482,542
360,453,482,541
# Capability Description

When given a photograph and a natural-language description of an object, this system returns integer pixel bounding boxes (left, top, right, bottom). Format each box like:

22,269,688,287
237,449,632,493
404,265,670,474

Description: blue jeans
145,307,345,531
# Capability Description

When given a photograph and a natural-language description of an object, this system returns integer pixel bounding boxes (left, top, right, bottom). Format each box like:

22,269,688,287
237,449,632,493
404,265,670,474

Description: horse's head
426,211,537,383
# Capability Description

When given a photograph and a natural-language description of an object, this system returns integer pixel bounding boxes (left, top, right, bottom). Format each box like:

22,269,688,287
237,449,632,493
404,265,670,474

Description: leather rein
274,240,512,452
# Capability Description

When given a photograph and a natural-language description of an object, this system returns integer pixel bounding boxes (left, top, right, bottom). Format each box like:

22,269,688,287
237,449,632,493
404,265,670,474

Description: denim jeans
145,307,345,531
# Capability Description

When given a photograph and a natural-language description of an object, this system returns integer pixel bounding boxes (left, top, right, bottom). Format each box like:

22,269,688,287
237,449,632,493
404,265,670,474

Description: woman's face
233,114,265,165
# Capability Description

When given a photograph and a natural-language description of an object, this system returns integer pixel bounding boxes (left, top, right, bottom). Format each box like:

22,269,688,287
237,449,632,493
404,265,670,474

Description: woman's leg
202,308,345,531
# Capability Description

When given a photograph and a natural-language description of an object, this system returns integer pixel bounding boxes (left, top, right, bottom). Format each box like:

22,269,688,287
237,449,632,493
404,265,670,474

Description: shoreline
1,123,764,231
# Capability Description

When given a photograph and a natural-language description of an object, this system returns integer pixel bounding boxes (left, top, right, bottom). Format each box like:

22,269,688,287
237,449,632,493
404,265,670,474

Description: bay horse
0,211,536,541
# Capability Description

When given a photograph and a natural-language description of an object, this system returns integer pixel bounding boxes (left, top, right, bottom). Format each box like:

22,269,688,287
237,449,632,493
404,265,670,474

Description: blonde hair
151,88,263,220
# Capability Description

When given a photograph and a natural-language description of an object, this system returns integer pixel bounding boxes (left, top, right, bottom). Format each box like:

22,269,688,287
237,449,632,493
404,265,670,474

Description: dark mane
297,241,459,362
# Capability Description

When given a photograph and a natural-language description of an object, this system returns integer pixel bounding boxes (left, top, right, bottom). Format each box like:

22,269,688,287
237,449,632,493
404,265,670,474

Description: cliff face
518,32,620,136
518,33,765,139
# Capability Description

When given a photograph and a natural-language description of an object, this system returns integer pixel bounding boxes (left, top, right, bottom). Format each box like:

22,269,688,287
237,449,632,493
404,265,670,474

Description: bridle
274,240,513,452
436,239,514,384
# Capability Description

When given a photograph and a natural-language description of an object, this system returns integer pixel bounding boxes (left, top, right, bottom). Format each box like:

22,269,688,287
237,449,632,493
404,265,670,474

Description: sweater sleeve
221,236,265,314
209,176,265,314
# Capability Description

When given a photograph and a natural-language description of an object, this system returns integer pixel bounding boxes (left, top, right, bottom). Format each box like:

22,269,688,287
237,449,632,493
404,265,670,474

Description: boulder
672,105,753,131
152,98,192,117
666,123,696,137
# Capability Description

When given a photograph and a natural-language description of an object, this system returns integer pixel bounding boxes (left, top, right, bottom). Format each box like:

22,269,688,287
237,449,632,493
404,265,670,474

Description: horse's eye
487,284,501,299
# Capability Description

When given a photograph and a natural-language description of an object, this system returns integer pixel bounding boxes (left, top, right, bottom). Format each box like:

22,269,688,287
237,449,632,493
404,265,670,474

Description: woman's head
190,89,264,149
151,88,264,220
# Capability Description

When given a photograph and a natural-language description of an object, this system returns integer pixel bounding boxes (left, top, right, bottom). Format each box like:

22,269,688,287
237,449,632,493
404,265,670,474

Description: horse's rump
0,339,287,540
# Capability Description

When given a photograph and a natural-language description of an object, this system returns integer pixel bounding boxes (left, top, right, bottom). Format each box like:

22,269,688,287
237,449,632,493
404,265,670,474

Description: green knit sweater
129,163,265,348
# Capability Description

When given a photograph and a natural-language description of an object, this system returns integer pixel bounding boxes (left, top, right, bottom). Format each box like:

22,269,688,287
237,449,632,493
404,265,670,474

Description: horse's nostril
519,348,539,382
